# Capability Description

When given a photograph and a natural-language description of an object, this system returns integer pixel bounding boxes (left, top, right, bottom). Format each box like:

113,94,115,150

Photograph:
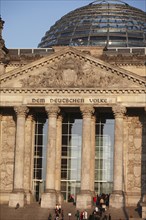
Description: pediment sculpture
20,57,133,88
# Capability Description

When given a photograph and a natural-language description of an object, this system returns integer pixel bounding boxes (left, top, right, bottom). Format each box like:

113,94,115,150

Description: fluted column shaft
24,115,34,192
90,115,96,193
45,106,60,192
112,105,126,193
80,105,94,192
55,115,63,193
14,106,29,191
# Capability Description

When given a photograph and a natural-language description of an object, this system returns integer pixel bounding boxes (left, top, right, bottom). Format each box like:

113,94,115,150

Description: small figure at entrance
68,194,74,203
75,210,80,220
15,203,20,209
83,210,88,220
48,213,52,220
61,210,64,220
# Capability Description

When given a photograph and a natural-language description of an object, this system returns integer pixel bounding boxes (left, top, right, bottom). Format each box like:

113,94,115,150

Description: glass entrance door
61,112,82,201
61,180,77,202
33,115,47,201
95,116,114,195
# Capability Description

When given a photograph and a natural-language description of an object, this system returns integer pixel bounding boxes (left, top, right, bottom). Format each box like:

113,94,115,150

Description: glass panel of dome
60,32,73,37
109,41,127,46
90,36,107,41
76,25,91,30
128,32,143,37
99,23,108,28
71,38,89,46
128,37,144,41
108,28,125,32
109,36,126,41
91,41,107,46
108,19,116,23
74,30,90,35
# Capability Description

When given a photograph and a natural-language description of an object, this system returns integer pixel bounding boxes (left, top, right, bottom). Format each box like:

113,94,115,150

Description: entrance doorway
61,110,82,201
33,114,47,201
95,114,114,195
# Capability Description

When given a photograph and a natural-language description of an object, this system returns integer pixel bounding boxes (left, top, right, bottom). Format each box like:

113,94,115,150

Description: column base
141,195,146,219
41,192,56,208
56,191,64,204
125,192,141,206
109,191,124,208
25,191,34,204
9,192,25,207
76,191,92,209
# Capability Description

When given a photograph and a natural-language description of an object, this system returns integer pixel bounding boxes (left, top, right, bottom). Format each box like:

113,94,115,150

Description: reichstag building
0,0,146,218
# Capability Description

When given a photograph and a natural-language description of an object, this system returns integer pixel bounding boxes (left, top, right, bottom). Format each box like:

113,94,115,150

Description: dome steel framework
38,0,146,48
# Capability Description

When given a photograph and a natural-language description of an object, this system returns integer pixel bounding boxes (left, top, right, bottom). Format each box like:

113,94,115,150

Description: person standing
83,210,88,220
75,210,80,220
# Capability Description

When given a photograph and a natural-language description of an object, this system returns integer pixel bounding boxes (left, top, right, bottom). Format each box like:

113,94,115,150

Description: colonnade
8,104,126,209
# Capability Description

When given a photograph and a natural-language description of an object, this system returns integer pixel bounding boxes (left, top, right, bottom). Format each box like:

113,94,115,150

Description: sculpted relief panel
125,116,142,192
20,57,133,88
0,116,15,191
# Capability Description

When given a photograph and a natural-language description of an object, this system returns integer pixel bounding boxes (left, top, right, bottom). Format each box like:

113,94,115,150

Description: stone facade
0,31,146,216
0,115,15,202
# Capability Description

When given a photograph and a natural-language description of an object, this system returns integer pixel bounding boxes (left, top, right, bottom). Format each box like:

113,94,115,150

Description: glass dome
38,0,146,48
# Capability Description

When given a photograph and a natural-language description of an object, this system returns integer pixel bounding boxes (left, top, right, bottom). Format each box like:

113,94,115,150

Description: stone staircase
0,202,144,220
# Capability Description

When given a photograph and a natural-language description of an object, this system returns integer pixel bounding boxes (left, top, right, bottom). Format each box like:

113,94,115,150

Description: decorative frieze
1,88,145,95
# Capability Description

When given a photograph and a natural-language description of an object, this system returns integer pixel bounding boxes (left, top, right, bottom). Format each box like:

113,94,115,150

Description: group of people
48,204,64,220
92,193,111,220
93,193,110,208
48,193,111,220
80,210,88,220
55,204,64,220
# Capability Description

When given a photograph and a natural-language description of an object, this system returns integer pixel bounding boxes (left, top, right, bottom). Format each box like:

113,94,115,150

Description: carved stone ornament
112,105,126,117
20,57,133,88
0,116,15,191
14,106,29,117
80,105,95,117
45,105,60,117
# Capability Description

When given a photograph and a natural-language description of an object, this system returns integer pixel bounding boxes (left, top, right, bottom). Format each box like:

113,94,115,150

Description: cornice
0,87,146,95
1,47,146,87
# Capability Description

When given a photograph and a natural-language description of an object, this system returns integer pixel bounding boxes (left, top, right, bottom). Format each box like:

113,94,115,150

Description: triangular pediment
1,47,145,89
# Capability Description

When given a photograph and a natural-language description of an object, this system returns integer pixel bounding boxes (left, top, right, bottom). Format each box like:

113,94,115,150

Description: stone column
90,115,96,195
76,105,94,209
41,105,60,208
9,105,29,207
110,105,126,208
24,115,34,204
55,115,63,204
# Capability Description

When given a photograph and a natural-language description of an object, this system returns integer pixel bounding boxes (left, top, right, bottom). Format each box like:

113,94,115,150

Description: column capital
0,114,3,121
14,106,29,117
80,105,94,118
45,105,60,117
27,114,34,121
57,114,63,122
91,115,96,122
112,105,126,118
